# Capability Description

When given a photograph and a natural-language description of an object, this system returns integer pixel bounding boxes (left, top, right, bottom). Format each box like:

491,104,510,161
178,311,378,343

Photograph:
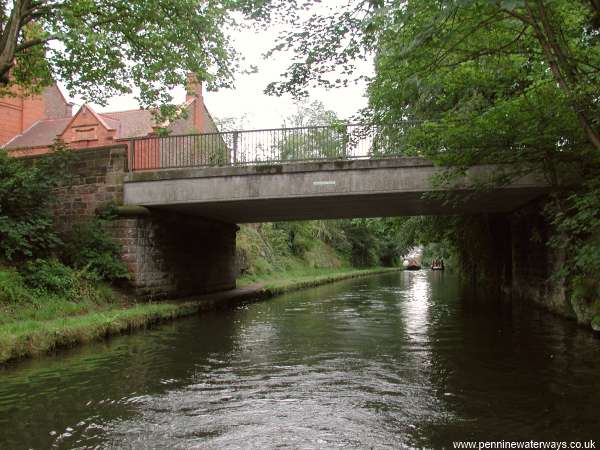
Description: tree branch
0,0,29,83
15,35,56,53
428,10,509,71
524,0,600,151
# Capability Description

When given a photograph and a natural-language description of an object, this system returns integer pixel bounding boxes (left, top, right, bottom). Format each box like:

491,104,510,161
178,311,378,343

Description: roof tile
3,118,71,149
102,110,154,139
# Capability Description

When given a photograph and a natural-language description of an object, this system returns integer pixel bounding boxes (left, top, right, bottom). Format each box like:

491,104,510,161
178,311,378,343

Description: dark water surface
1,271,600,449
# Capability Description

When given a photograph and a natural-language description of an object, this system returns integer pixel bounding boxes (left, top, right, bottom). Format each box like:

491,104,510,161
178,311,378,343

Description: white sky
65,6,373,130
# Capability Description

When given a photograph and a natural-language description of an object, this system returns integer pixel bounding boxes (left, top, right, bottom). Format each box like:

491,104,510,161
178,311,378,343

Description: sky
66,4,374,130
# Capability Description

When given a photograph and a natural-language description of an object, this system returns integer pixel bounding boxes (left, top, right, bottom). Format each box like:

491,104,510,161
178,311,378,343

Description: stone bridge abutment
50,145,237,298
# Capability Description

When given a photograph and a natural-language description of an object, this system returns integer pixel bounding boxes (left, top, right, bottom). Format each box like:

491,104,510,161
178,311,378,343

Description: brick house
0,76,221,168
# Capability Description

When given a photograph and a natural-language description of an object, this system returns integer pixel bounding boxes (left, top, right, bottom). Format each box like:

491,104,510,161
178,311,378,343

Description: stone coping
125,157,435,182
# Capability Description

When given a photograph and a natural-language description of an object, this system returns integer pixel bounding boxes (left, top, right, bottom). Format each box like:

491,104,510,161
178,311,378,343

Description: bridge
52,123,550,298
123,124,548,223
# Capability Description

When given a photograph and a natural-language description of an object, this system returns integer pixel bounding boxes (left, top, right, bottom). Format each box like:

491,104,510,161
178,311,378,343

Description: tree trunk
0,1,22,84
0,0,37,87
523,0,600,151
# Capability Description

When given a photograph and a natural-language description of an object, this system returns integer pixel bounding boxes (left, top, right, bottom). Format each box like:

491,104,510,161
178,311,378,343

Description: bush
21,258,77,296
0,146,72,262
236,224,283,276
0,267,33,304
277,221,328,258
64,217,129,282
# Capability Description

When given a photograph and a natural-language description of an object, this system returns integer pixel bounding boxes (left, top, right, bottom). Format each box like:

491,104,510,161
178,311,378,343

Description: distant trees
239,219,407,271
277,101,350,161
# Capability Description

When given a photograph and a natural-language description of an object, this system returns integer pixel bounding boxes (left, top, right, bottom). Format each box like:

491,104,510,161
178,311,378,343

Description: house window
72,126,98,142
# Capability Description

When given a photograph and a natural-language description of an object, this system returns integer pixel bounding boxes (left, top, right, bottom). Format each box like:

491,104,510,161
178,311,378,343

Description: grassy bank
238,267,400,295
0,267,399,365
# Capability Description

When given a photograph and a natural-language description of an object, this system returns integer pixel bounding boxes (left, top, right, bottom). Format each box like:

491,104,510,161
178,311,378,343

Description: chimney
185,73,202,103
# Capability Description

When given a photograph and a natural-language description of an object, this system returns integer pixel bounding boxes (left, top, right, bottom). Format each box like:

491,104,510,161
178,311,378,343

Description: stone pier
112,211,237,298
49,144,237,298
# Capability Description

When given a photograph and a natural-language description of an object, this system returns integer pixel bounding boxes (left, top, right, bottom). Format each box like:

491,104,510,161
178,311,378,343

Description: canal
1,271,599,448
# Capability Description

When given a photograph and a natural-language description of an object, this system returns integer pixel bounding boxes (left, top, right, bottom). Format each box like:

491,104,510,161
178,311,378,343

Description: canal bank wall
0,267,400,365
461,200,600,332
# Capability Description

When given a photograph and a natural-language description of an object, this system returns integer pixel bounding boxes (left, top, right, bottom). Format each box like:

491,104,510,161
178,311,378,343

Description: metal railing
128,123,417,172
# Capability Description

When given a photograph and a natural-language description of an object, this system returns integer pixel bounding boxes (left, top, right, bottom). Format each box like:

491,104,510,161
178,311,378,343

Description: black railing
128,123,417,171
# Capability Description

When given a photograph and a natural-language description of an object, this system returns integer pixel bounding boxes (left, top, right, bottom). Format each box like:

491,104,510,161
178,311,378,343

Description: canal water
1,271,599,449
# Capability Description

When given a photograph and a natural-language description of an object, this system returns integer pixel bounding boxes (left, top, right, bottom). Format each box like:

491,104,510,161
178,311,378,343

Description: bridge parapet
49,145,128,231
127,123,417,171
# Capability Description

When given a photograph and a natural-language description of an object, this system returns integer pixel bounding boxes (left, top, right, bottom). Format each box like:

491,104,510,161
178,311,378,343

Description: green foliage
275,221,318,256
63,216,130,282
421,242,451,266
548,179,600,304
340,0,598,189
0,146,72,262
339,219,381,267
0,145,127,299
0,267,33,304
21,258,77,296
278,101,350,161
238,217,406,277
0,0,273,122
268,1,600,156
236,224,291,276
0,260,117,321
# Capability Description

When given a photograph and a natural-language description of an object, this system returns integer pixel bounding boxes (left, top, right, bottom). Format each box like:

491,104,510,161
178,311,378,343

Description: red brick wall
0,97,22,146
0,84,71,147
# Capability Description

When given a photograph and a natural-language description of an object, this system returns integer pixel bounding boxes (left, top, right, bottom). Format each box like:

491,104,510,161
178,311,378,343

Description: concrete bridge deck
123,157,549,223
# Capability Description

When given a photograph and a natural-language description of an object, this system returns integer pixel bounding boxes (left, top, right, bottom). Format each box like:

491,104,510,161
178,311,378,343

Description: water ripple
1,272,600,449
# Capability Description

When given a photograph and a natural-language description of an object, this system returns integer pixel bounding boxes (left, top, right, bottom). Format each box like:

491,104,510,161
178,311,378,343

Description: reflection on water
1,271,599,449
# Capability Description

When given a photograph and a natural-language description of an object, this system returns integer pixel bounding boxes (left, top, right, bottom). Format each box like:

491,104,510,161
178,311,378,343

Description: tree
0,0,269,120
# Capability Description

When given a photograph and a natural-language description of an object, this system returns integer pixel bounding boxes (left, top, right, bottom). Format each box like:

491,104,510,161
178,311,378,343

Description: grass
0,284,118,325
238,266,358,287
0,266,400,365
238,266,398,292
